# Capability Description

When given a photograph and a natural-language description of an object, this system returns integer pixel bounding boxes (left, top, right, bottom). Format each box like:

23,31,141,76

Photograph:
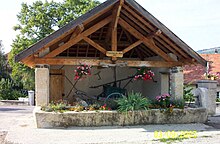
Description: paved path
1,105,220,144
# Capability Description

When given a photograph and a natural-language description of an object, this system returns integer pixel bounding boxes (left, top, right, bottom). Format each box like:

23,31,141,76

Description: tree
0,40,8,79
9,0,100,90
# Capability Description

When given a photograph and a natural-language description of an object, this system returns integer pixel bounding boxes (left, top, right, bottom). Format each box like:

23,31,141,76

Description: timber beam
44,16,112,58
34,58,183,68
70,24,84,40
118,18,174,62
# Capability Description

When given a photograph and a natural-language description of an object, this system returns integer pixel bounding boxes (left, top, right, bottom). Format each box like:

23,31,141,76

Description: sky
0,0,220,53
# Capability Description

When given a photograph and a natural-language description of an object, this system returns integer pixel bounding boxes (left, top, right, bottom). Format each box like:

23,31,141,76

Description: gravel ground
0,105,220,144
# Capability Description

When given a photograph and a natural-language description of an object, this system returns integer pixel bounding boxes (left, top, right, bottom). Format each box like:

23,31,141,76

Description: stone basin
34,107,208,128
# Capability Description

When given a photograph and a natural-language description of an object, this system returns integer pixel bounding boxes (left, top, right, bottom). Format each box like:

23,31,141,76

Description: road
0,105,220,144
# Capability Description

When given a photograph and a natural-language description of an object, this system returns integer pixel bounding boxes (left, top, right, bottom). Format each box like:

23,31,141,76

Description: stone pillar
170,67,183,100
35,65,50,106
197,80,217,115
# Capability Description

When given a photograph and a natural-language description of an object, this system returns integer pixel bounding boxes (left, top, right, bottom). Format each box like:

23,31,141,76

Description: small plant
74,105,84,112
117,92,150,112
183,84,194,102
99,104,111,110
204,72,219,80
74,64,92,80
41,101,68,113
216,98,220,102
133,67,155,81
87,103,100,111
170,99,185,109
155,94,171,108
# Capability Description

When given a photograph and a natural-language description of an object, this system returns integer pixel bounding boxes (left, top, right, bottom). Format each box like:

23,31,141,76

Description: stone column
170,67,183,100
197,80,217,115
35,65,50,106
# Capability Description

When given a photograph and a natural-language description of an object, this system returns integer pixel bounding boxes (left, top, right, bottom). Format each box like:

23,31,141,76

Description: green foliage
183,84,194,102
9,0,100,90
41,101,68,113
0,40,9,79
216,98,220,102
170,99,185,109
0,78,26,100
117,92,150,112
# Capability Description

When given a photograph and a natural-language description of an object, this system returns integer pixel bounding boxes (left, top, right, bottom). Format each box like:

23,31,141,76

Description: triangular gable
15,0,206,68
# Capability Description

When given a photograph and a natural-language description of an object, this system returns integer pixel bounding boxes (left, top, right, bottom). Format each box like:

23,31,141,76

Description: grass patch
158,137,186,144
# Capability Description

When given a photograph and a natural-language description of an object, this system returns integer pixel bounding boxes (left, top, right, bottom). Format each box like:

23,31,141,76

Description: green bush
216,98,220,102
183,84,194,102
0,78,26,100
117,92,150,112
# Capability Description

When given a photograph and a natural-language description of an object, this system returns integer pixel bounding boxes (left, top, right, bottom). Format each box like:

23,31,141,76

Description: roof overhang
15,0,207,68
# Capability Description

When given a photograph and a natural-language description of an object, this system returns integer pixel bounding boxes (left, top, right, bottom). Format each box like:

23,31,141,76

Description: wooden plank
70,24,84,39
106,51,123,57
49,69,64,103
44,16,112,58
34,58,183,67
83,36,107,54
122,40,142,54
118,18,174,62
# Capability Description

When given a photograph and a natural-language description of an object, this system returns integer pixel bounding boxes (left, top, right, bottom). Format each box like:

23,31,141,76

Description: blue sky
0,0,220,53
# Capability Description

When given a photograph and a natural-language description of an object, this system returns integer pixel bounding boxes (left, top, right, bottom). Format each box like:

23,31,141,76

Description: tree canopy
9,0,100,90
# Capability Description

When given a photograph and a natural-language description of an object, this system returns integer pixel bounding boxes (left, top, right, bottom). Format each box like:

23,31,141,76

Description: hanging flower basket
134,67,155,81
74,64,92,80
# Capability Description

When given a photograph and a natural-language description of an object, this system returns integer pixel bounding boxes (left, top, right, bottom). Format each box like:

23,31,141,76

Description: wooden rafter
112,0,124,31
122,40,142,54
70,24,84,40
122,5,190,59
83,36,107,54
111,0,124,60
34,58,183,67
44,16,112,58
121,9,183,59
118,18,174,62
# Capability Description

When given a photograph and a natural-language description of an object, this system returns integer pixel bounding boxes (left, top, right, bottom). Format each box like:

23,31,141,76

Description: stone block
35,68,49,106
34,107,208,128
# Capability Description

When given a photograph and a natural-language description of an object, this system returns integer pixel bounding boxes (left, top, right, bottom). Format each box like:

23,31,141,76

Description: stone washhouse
15,0,207,106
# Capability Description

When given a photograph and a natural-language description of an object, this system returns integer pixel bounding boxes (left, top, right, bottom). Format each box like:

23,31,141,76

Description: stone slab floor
0,105,220,144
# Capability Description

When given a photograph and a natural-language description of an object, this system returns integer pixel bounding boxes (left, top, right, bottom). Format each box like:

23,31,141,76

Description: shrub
0,78,26,100
117,92,150,112
183,84,194,102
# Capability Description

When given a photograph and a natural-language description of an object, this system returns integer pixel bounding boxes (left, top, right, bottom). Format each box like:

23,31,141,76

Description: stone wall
34,107,208,128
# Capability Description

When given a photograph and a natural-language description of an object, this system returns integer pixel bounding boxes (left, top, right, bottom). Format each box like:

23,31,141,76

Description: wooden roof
15,0,207,68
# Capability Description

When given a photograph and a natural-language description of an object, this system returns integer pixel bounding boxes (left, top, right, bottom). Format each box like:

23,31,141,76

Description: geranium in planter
133,67,155,81
74,64,92,80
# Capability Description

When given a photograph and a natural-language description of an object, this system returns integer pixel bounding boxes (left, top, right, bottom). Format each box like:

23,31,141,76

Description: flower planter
34,107,208,128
